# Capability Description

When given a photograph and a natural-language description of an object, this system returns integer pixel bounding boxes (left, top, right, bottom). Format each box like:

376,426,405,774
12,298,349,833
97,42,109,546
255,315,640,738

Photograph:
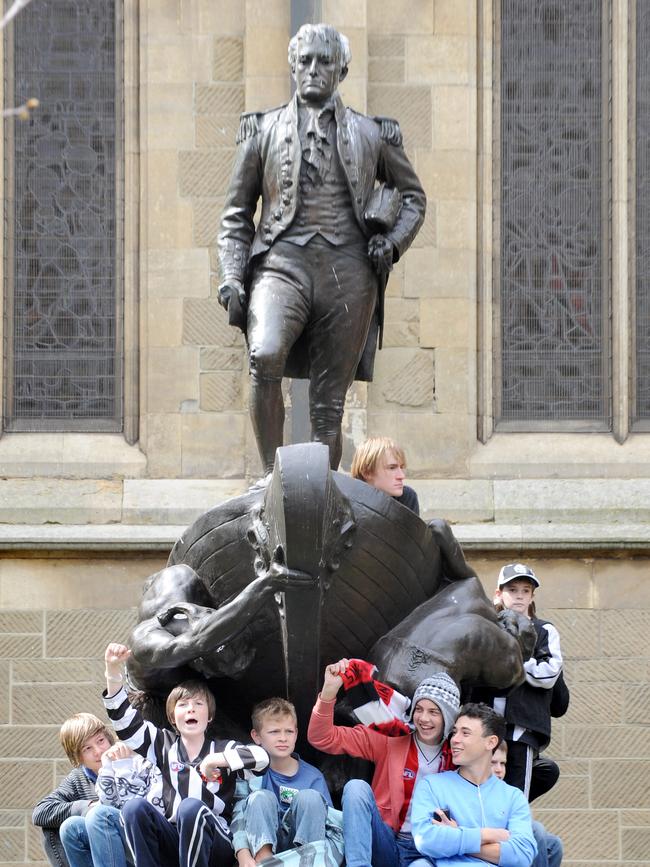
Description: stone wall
0,549,647,866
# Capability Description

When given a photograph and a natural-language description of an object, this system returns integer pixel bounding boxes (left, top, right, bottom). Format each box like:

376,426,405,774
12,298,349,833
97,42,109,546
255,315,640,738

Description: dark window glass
4,0,122,430
498,0,608,425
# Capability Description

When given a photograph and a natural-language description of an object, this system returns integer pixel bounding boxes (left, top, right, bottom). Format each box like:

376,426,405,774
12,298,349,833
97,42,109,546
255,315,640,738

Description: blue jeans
243,788,328,856
341,779,433,867
59,805,130,867
532,820,563,867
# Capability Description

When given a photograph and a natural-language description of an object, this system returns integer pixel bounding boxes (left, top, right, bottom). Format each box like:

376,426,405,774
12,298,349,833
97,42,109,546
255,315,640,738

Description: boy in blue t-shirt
232,697,332,867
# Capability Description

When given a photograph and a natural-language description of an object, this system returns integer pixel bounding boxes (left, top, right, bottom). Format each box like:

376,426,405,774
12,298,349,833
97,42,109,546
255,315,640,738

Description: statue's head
288,23,350,105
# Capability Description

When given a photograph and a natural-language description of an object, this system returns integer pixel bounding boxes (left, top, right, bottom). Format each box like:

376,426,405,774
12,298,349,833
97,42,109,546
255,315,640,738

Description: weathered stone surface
199,371,242,411
149,249,211,298
0,559,163,610
183,298,243,347
0,662,9,725
0,613,42,633
0,827,23,861
416,149,475,200
181,414,246,477
432,85,475,151
368,85,432,148
0,480,122,526
533,774,589,810
601,610,650,657
0,634,42,659
592,760,650,808
147,297,184,348
433,349,470,414
411,204,436,249
570,656,646,683
196,116,239,149
419,298,472,349
435,0,476,35
200,348,244,371
368,1,433,34
123,479,246,524
195,84,245,115
13,684,105,725
12,658,100,684
192,197,224,247
531,810,619,861
594,558,650,607
417,479,493,522
213,36,243,81
0,727,61,759
404,248,474,298
381,351,434,407
368,57,405,83
624,684,650,724
494,479,650,524
0,761,53,810
623,829,650,861
621,810,650,826
45,611,136,659
179,151,236,198
148,347,200,413
406,35,472,85
565,724,650,758
368,34,405,57
541,610,600,659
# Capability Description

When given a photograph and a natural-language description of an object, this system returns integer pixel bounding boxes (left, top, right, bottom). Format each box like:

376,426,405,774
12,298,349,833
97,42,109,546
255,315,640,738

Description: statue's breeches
247,238,377,421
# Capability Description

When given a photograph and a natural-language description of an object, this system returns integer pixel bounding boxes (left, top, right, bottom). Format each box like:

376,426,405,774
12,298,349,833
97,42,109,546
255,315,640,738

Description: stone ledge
0,433,146,479
1,522,649,552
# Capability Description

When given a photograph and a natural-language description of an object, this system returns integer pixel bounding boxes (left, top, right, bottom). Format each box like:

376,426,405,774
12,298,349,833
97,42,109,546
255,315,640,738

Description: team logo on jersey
279,785,299,805
403,768,415,780
170,761,185,773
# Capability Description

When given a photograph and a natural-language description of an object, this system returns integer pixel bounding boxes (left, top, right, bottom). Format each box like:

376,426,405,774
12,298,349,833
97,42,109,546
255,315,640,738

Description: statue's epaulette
373,115,403,147
236,111,261,144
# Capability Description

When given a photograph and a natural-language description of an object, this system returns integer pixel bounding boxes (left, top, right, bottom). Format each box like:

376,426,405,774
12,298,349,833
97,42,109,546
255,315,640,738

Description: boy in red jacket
308,660,460,867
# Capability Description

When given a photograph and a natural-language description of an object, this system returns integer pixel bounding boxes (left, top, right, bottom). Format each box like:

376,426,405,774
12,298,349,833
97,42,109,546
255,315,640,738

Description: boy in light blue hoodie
411,704,536,867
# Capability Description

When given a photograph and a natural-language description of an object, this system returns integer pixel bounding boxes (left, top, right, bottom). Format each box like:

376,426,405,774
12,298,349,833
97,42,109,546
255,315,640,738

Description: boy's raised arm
105,642,131,696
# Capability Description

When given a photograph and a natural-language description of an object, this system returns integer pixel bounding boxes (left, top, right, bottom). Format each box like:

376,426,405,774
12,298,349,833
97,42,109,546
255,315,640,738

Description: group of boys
34,648,558,867
34,437,561,867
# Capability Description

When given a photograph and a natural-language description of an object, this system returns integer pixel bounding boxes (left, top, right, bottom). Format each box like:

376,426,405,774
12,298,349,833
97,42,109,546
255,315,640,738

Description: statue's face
293,33,340,105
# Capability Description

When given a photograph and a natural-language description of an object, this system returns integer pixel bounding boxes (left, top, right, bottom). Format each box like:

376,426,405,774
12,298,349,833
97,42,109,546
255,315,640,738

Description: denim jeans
341,779,433,867
532,820,563,867
243,788,328,856
59,805,130,867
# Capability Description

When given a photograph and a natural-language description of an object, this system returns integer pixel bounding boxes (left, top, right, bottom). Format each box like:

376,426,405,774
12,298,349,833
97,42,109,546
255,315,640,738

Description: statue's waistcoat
284,155,364,246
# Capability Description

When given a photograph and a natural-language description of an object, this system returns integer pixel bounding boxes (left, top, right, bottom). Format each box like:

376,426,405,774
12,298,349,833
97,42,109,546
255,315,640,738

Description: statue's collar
291,92,346,123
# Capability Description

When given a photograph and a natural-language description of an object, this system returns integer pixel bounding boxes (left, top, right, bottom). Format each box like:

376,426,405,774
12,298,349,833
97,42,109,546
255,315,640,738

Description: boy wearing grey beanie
309,660,461,867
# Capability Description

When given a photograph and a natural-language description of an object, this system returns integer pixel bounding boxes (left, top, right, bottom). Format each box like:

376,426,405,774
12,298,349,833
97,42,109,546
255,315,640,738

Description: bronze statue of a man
218,24,426,472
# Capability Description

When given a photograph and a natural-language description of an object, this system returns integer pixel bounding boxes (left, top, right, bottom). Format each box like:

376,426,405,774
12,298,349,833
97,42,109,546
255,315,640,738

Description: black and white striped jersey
104,687,268,825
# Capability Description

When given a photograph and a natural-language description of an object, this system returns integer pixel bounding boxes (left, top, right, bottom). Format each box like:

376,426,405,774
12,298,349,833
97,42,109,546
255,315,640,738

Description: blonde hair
351,437,406,482
59,713,116,767
165,680,216,727
251,697,297,732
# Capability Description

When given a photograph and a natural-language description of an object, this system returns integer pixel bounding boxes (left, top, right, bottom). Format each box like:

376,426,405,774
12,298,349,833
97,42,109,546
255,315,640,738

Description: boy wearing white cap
308,659,461,867
492,564,564,797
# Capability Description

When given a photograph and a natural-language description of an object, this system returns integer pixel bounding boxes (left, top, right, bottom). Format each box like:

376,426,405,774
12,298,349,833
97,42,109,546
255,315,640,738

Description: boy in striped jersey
104,642,269,867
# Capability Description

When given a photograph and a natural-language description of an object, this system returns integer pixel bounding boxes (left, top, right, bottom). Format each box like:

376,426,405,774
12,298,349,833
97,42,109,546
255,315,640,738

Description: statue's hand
260,545,315,591
368,234,394,275
157,602,208,627
218,280,246,311
497,609,536,659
